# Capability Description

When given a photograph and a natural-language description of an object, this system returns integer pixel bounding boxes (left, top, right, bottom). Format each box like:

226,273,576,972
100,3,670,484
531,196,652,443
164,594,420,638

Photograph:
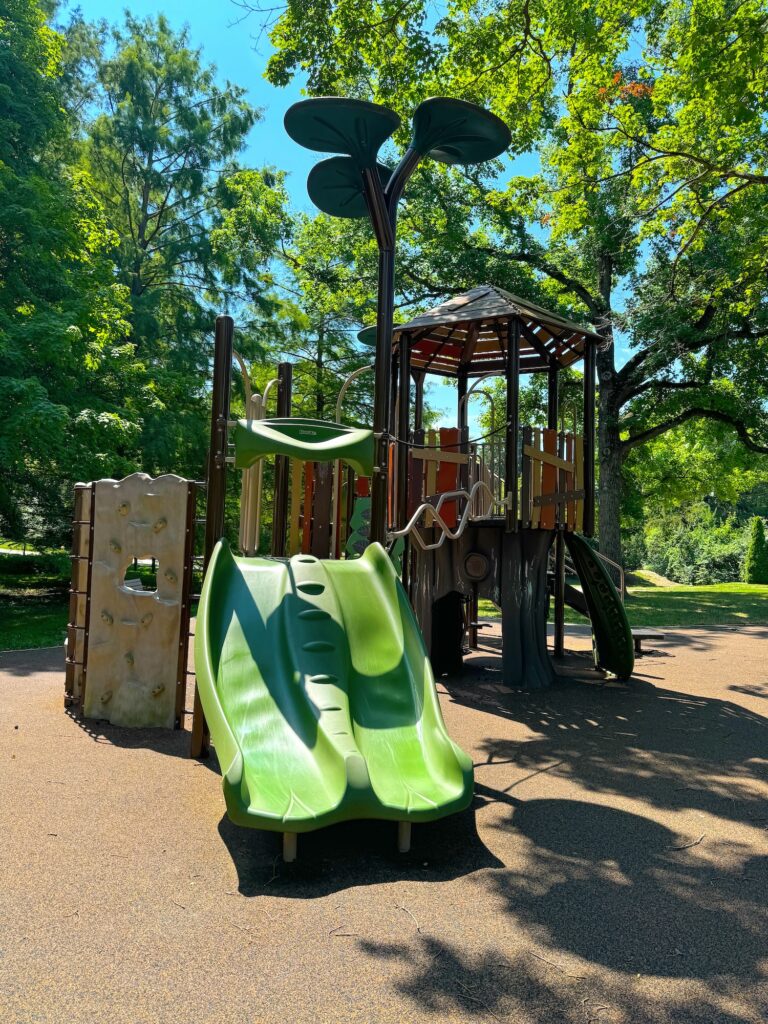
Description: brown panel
539,428,558,530
311,462,333,558
302,462,314,554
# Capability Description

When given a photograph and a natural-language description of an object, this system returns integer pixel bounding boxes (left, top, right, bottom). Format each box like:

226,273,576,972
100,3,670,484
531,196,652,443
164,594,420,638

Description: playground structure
65,95,634,860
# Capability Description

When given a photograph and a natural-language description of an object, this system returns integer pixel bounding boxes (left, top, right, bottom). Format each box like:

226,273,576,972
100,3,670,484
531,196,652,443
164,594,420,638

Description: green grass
0,559,70,651
480,581,768,628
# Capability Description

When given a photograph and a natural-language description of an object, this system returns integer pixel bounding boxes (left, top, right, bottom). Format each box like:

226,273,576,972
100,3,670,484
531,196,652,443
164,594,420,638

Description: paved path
1,626,766,1023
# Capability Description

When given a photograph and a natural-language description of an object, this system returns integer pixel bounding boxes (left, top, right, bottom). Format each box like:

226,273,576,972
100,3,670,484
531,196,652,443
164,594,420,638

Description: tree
81,14,288,479
0,0,134,544
743,517,768,584
242,0,768,566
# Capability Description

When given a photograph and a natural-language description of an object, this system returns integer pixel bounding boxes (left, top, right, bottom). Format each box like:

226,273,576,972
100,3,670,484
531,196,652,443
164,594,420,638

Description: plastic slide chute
194,540,473,832
563,532,635,680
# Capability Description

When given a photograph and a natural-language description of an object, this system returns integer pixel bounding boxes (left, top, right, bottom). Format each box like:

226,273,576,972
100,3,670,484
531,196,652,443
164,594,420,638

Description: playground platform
1,624,766,1024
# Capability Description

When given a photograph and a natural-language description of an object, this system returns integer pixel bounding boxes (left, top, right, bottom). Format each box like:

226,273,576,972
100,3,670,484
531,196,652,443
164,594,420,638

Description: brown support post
271,361,293,557
582,340,596,537
547,361,559,431
79,482,96,714
175,481,196,729
457,369,469,492
413,367,425,431
192,314,233,758
554,528,565,658
396,336,411,532
505,318,520,531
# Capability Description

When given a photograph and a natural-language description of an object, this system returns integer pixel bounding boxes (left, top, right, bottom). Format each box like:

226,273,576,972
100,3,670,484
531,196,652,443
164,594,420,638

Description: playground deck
1,625,766,1024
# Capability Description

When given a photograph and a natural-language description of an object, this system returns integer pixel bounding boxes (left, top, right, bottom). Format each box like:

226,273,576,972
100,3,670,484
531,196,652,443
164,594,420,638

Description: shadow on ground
218,799,503,898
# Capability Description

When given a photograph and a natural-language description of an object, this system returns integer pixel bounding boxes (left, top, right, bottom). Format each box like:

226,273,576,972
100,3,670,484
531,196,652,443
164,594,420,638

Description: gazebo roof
393,284,603,377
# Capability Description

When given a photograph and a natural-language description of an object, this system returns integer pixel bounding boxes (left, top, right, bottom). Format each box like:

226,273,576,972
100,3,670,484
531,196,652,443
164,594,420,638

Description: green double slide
564,532,635,680
195,540,473,832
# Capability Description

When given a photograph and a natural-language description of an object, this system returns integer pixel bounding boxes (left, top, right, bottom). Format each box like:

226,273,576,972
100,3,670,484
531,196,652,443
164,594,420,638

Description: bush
0,552,71,580
644,502,748,585
743,517,768,583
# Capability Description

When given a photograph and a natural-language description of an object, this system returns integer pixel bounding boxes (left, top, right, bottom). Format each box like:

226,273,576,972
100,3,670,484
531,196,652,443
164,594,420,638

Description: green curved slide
194,540,473,833
564,532,635,680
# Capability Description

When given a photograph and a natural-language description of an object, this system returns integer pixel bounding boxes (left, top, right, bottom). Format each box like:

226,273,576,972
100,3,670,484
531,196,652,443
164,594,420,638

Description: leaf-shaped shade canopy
307,157,392,219
285,97,400,166
357,325,378,346
411,97,511,165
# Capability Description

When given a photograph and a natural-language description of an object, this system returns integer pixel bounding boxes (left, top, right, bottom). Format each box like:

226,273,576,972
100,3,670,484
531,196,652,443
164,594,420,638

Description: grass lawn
0,555,168,651
480,579,768,628
0,561,70,651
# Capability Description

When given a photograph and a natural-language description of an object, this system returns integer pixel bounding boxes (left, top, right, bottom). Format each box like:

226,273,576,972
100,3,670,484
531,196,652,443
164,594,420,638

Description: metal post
547,361,559,431
192,314,233,758
396,336,411,533
583,340,596,537
554,529,565,658
457,369,469,492
505,318,520,531
370,244,395,543
271,361,293,556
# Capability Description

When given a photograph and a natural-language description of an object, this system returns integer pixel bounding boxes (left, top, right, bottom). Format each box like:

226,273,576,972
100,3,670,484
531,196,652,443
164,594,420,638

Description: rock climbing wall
82,474,191,728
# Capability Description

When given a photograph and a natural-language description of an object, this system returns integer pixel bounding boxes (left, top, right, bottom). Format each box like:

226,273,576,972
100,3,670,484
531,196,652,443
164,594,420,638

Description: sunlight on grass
480,582,768,628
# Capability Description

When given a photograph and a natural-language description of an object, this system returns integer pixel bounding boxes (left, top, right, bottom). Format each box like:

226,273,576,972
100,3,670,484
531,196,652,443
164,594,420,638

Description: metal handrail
388,481,505,552
560,548,626,602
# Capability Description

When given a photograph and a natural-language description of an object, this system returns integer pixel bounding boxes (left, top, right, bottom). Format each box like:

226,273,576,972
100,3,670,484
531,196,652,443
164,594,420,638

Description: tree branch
622,407,768,453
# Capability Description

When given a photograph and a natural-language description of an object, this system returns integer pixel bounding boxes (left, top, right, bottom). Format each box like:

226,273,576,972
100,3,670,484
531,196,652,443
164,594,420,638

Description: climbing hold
117,502,130,516
163,568,177,584
124,652,134,667
140,612,153,627
100,610,113,625
153,517,167,533
100,690,113,704
109,539,122,553
151,683,165,697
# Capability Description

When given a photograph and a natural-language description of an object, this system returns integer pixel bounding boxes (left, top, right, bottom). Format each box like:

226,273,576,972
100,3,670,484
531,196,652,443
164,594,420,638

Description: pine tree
743,517,768,584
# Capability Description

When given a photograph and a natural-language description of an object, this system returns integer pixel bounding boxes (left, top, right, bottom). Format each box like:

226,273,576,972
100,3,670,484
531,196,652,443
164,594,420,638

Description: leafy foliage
743,516,768,584
255,0,768,566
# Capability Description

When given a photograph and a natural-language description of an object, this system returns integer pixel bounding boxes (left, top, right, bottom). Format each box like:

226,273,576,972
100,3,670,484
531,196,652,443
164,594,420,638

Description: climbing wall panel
82,474,191,728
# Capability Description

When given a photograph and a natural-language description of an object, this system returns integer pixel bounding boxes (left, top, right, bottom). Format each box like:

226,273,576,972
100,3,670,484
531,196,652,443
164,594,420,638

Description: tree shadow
486,799,768,978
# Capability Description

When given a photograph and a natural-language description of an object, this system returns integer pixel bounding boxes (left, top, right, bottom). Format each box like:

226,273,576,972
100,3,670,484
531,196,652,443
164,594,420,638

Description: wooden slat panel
539,429,557,529
522,445,575,473
302,462,314,554
530,429,542,528
288,460,303,555
566,433,575,529
425,430,437,495
575,435,584,532
520,426,532,527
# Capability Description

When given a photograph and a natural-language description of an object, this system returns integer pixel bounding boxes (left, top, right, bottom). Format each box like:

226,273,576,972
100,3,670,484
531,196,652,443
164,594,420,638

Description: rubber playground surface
1,624,766,1024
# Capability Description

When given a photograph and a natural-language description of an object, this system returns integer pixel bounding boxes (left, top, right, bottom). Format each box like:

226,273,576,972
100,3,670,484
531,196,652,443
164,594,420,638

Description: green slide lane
564,532,635,680
194,540,473,832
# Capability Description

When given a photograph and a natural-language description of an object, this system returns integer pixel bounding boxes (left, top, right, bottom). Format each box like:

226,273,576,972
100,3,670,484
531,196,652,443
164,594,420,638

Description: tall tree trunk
597,385,623,569
595,253,623,569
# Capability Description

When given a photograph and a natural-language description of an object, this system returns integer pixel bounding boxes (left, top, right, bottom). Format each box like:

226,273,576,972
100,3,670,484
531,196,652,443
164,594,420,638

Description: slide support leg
397,821,411,853
283,832,297,863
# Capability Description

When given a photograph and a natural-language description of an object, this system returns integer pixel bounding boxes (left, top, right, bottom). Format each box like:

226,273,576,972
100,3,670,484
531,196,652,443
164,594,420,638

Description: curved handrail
560,547,626,602
388,480,504,551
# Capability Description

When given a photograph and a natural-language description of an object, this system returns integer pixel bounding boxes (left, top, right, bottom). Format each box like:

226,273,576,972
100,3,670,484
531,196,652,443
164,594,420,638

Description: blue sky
66,2,624,428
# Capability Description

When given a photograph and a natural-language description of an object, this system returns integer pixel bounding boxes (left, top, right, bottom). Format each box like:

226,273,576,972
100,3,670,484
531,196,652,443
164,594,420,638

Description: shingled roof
393,284,603,377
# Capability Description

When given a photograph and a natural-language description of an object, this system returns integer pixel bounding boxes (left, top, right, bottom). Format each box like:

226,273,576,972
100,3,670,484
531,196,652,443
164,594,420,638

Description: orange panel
437,427,460,528
355,476,370,498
